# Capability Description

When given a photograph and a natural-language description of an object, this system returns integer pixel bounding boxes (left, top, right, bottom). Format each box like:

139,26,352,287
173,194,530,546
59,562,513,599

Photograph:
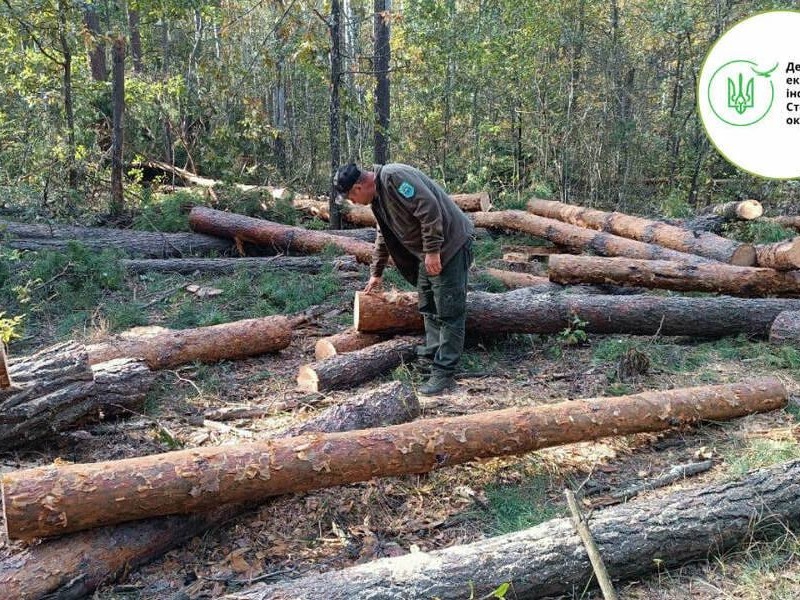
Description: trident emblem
728,72,754,115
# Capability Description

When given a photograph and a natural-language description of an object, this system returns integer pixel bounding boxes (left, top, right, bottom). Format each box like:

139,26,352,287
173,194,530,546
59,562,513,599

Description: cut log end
769,310,800,344
731,244,757,267
296,366,320,392
314,340,338,360
736,200,764,220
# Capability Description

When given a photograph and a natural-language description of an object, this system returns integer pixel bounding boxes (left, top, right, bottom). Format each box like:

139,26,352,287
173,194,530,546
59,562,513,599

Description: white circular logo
698,11,800,179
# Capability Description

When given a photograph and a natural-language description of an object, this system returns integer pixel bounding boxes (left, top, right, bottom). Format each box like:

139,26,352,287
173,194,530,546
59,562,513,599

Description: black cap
334,163,361,196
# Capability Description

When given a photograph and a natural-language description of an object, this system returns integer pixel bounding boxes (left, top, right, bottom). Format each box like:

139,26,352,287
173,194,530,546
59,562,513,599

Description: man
334,163,474,395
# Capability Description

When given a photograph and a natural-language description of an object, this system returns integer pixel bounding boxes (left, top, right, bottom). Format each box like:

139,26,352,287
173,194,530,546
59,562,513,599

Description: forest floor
1,204,800,599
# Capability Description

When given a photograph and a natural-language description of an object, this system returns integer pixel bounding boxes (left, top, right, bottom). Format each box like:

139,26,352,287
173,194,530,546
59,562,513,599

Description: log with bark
188,207,374,263
121,255,361,275
0,345,10,388
226,457,800,600
1,377,786,540
0,343,153,450
770,216,800,232
768,310,800,344
481,269,641,296
143,160,287,197
86,316,292,369
353,289,800,338
314,328,388,360
547,255,800,297
297,337,419,392
0,382,418,599
525,199,756,265
755,239,800,270
0,219,233,257
711,199,764,220
471,210,719,266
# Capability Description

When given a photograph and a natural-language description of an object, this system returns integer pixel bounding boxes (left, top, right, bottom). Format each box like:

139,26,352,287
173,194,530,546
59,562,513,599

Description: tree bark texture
771,216,800,232
297,337,418,392
547,255,800,297
0,343,153,450
121,255,360,276
86,315,292,369
0,219,234,257
769,310,800,345
0,382,418,599
0,345,10,388
1,377,786,540
82,4,107,81
353,290,800,338
711,200,763,220
481,269,637,296
755,239,800,271
188,207,373,263
110,37,125,216
525,199,756,265
314,328,388,360
227,458,800,600
471,211,718,266
373,0,390,164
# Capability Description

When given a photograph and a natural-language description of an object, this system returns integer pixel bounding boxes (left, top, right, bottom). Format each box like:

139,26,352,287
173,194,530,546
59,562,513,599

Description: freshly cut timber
525,199,756,265
86,315,292,369
227,457,800,600
0,345,9,388
122,255,360,275
471,211,717,266
481,269,639,295
547,255,800,297
0,343,153,450
1,377,786,540
711,200,764,220
297,337,418,392
189,207,374,263
0,219,233,257
451,191,492,212
314,328,388,360
769,310,800,344
144,160,286,196
353,290,800,338
754,239,800,270
0,382,419,599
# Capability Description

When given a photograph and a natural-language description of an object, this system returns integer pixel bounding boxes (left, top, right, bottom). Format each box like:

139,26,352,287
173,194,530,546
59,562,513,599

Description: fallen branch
565,489,618,600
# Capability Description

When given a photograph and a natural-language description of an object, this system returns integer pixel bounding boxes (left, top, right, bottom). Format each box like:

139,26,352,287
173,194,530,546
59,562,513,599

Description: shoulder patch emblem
397,181,415,199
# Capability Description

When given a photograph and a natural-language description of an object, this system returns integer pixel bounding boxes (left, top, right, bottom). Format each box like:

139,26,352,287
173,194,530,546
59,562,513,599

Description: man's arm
366,227,388,292
394,171,444,275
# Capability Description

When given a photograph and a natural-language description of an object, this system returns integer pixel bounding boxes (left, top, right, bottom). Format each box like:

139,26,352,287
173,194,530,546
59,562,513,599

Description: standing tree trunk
328,0,343,229
59,0,77,188
1,378,786,540
110,36,126,216
83,2,107,81
128,8,143,73
373,0,390,164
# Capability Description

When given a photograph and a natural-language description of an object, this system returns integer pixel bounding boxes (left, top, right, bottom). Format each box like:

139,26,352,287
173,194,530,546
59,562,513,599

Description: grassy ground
1,199,799,599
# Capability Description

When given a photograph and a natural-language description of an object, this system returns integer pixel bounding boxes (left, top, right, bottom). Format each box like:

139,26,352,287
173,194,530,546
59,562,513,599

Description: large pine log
0,343,153,450
711,199,764,220
227,457,800,600
768,310,800,344
144,160,286,196
121,255,360,275
189,207,374,263
471,210,718,266
353,290,800,337
85,315,292,369
1,378,786,540
0,382,418,599
297,337,418,392
482,269,641,296
0,219,234,257
754,239,800,270
525,199,756,265
547,255,800,297
314,328,388,360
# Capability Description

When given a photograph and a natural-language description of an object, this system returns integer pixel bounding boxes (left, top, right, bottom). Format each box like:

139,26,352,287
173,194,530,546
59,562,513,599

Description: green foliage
558,314,588,346
472,272,507,293
0,311,23,344
211,187,300,225
725,439,800,477
133,191,196,232
481,474,562,535
659,189,693,218
471,237,504,265
101,302,149,332
724,220,796,244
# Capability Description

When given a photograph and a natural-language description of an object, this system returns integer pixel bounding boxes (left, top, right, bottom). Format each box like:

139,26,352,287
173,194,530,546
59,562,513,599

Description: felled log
547,255,800,297
297,337,418,392
189,207,373,263
327,228,377,243
121,255,360,275
471,211,718,266
86,315,292,369
525,199,756,265
0,382,418,599
353,290,800,338
502,244,572,258
227,457,800,600
755,239,800,270
771,216,800,232
0,343,153,450
314,329,388,360
451,192,492,212
0,345,10,388
711,199,763,220
1,377,786,540
481,269,640,296
144,160,286,196
0,219,233,257
768,310,800,344
600,460,714,505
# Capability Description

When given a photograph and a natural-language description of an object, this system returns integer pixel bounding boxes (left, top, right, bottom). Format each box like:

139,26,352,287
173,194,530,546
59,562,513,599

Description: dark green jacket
369,164,474,285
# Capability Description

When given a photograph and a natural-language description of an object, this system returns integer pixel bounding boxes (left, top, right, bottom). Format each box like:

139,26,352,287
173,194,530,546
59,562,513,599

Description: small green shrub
482,474,562,535
133,191,195,232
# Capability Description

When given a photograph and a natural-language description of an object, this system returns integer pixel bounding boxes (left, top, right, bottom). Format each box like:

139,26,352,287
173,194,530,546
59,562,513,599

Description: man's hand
425,252,442,276
364,276,383,294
